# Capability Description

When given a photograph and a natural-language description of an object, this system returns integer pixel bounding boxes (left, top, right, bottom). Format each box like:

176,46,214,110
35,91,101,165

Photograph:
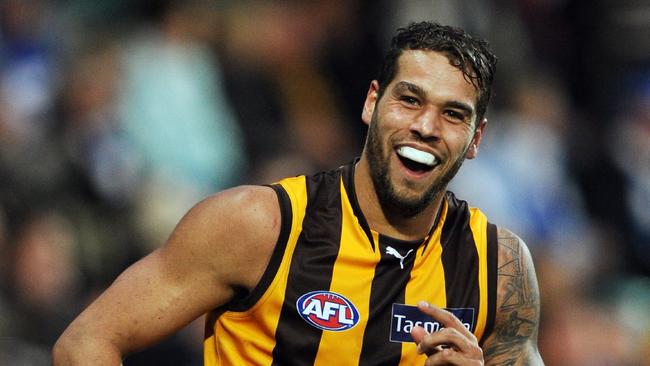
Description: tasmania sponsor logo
296,291,360,331
390,303,475,343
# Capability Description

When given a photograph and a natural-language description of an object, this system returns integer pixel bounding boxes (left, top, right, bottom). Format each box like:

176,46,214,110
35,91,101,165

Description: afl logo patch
296,291,360,331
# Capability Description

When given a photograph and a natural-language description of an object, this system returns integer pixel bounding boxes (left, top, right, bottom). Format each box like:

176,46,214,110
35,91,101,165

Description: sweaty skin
355,50,486,240
53,49,543,366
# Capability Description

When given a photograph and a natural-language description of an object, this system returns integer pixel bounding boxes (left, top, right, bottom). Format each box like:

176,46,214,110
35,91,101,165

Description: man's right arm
52,185,282,365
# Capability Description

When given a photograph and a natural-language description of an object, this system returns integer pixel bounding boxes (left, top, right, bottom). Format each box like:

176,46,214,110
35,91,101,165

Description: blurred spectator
1,210,81,365
10,211,82,344
538,257,650,365
451,74,594,258
118,1,246,248
381,0,492,41
61,39,139,209
0,0,58,148
220,0,359,177
0,206,9,290
610,74,650,273
0,205,11,348
0,0,71,215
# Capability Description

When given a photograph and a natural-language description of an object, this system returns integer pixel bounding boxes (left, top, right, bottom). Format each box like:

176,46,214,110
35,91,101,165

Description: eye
444,109,466,122
400,96,420,106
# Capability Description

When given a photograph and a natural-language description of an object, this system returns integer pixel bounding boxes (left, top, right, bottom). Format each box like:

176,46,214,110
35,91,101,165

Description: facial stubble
365,110,470,218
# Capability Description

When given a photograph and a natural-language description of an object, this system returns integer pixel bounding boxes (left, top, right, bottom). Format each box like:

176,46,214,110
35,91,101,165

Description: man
53,22,543,365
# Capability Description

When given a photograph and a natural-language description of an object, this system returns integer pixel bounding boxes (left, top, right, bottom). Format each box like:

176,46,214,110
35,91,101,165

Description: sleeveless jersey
204,162,498,365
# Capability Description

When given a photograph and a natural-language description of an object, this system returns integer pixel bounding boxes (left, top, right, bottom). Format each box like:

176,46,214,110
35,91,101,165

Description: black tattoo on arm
483,227,544,365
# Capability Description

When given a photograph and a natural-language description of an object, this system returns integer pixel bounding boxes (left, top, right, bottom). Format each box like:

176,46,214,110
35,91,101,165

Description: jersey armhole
225,184,293,312
479,222,498,345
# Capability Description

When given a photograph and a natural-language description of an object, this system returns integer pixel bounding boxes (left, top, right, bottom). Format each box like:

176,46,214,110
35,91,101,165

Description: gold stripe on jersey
204,176,308,366
312,179,381,366
398,199,449,366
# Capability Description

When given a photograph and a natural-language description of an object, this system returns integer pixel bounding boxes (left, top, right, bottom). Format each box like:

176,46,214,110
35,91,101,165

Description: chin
380,185,434,218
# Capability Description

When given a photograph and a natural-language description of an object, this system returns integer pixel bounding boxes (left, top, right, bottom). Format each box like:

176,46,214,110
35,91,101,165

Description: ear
361,80,380,125
466,118,487,159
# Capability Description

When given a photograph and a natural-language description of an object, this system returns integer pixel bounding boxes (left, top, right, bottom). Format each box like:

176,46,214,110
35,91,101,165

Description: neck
354,156,445,241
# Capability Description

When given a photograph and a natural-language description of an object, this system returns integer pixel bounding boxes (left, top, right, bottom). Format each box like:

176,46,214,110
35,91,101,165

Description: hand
411,301,484,365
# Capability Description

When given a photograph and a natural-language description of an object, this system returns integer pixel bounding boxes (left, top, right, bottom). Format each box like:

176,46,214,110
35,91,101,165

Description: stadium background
0,0,648,364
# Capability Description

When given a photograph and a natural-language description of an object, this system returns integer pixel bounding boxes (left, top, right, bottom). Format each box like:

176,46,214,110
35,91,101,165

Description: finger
411,325,428,349
424,347,484,366
412,326,447,355
417,301,476,339
423,347,464,366
423,347,454,366
419,327,475,354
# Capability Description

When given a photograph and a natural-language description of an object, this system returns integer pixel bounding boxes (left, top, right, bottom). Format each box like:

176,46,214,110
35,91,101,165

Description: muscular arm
482,227,544,365
52,186,281,365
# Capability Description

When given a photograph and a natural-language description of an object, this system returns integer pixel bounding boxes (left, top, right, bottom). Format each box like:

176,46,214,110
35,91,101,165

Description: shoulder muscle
160,185,282,294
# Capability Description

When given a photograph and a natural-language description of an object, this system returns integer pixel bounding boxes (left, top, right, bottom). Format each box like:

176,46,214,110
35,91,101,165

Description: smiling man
54,22,543,366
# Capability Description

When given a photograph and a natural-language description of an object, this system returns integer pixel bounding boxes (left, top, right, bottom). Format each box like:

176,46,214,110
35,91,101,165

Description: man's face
361,50,486,217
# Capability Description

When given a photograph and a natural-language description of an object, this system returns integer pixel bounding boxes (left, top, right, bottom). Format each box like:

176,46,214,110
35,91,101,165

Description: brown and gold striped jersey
204,162,498,365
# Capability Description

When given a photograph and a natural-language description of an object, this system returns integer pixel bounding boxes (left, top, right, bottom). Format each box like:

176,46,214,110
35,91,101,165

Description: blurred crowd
0,0,648,365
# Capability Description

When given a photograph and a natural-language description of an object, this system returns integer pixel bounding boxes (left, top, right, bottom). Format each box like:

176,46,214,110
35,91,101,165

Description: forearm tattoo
483,228,541,365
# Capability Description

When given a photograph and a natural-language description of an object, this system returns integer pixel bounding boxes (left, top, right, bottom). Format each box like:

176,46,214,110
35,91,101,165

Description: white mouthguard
396,146,437,166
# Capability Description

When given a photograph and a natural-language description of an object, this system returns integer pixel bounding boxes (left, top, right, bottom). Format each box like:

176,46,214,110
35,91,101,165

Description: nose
409,107,440,140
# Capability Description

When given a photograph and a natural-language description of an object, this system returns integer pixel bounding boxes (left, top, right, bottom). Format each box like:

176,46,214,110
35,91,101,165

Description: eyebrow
393,81,475,116
394,81,426,98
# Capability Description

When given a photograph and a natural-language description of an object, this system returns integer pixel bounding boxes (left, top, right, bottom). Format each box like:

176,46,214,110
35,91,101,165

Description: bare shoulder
162,184,283,291
178,184,281,245
52,185,284,363
482,227,544,365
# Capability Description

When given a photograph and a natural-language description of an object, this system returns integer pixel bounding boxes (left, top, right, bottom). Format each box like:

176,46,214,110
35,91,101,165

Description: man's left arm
481,226,543,365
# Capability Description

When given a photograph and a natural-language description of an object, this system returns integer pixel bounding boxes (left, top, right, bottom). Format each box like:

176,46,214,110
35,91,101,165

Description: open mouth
396,146,438,174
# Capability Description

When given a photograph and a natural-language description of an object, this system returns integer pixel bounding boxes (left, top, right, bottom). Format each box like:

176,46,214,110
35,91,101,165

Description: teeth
396,146,437,166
